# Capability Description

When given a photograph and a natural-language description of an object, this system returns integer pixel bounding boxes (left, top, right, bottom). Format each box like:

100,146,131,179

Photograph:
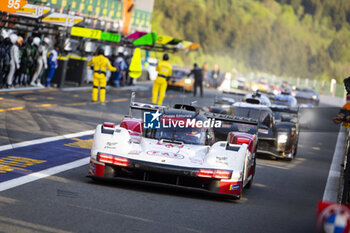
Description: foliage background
151,0,350,81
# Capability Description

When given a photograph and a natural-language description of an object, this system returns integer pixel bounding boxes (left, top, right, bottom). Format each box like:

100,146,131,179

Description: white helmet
117,47,124,53
43,37,50,45
33,37,40,46
9,34,18,44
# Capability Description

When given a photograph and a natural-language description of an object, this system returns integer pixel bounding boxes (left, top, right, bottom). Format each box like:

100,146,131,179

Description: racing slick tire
293,143,298,157
245,158,256,189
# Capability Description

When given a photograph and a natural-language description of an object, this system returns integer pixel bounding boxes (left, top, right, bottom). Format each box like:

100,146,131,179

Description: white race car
88,94,258,199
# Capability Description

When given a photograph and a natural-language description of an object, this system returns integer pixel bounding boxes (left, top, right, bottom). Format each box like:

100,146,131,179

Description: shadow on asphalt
85,177,242,204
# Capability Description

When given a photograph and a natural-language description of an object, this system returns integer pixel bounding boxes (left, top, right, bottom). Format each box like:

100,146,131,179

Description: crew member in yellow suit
87,48,116,105
152,54,172,105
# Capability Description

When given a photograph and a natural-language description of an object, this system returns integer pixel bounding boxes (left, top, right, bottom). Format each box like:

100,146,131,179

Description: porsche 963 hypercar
88,93,258,199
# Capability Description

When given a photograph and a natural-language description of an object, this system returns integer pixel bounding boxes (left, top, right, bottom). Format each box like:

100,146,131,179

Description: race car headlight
184,78,192,84
277,133,288,144
312,95,317,100
220,104,231,109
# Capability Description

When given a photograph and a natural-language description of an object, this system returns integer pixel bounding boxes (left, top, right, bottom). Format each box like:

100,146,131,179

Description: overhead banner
42,13,83,27
71,27,121,43
157,35,173,45
71,27,101,40
100,32,121,43
0,0,27,13
133,32,157,46
10,4,50,18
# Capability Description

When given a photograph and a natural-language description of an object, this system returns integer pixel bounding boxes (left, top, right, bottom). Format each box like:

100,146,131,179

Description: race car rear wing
202,111,258,125
222,90,246,98
128,92,167,116
270,104,298,114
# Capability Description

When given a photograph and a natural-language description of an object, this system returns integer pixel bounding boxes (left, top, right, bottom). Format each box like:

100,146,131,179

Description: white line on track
323,125,346,202
0,130,94,192
0,158,90,192
0,130,94,152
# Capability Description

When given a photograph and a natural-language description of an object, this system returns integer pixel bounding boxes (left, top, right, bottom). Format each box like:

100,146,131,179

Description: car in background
209,97,236,115
272,91,298,108
168,66,193,92
232,76,249,90
291,87,320,106
244,91,272,106
251,78,271,93
212,100,299,160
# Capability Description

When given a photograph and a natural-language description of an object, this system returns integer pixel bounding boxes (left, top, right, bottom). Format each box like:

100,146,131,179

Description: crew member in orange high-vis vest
333,76,350,127
152,54,172,106
87,48,116,105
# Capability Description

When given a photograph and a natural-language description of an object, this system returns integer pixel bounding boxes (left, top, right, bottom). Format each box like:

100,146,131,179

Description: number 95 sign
0,0,27,13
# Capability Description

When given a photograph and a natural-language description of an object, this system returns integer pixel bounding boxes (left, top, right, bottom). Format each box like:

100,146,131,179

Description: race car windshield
172,70,188,79
274,97,297,108
233,107,271,127
145,125,206,145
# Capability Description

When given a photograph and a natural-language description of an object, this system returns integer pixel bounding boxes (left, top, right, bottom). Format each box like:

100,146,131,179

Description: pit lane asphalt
0,84,341,233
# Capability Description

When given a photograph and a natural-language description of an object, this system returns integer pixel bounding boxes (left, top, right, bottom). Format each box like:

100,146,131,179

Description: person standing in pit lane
31,37,49,87
87,48,117,105
6,34,21,88
187,63,203,97
0,36,10,89
152,53,172,106
45,43,59,87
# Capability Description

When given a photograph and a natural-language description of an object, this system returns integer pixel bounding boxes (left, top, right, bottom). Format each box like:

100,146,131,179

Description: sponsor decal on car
157,141,184,148
104,142,118,149
106,142,118,146
128,150,142,155
258,128,269,134
189,157,204,165
146,151,184,159
230,184,241,191
216,156,228,165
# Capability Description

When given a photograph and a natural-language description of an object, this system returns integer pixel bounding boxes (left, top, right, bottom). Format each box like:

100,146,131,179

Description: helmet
123,51,128,56
117,47,124,53
43,37,50,45
193,63,198,68
17,36,23,46
97,48,104,55
4,37,11,45
163,53,169,61
9,34,18,44
27,36,33,44
344,76,350,95
33,37,40,46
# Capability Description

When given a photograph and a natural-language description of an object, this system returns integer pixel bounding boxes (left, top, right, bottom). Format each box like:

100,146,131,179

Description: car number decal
146,151,184,159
